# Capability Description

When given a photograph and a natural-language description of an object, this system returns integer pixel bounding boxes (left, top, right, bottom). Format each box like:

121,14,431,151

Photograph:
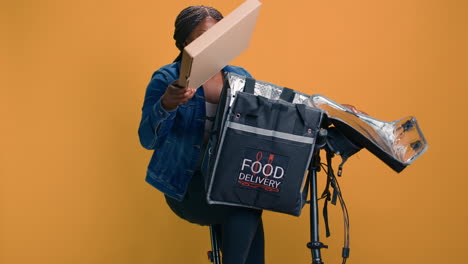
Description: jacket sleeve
237,68,253,79
138,71,177,150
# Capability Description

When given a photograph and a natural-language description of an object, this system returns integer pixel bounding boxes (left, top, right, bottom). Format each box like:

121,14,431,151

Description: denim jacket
138,62,251,201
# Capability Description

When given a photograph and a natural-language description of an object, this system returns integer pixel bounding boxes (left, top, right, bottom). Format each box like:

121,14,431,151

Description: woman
138,6,264,264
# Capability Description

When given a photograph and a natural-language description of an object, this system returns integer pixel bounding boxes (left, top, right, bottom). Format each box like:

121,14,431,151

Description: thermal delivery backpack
202,73,324,216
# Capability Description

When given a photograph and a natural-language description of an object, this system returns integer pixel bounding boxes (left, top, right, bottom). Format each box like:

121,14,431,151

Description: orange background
1,0,467,263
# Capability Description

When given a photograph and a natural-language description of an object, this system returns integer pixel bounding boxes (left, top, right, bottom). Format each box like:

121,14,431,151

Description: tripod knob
307,241,328,249
315,129,328,150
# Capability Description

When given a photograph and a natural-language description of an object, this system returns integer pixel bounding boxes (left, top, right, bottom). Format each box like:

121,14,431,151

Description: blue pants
165,172,265,264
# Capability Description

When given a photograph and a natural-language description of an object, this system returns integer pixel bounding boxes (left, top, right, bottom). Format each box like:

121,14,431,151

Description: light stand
306,129,328,264
208,225,222,264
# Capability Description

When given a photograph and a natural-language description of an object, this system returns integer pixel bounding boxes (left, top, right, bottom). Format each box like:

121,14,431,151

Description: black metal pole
209,225,221,264
308,155,326,264
307,129,328,264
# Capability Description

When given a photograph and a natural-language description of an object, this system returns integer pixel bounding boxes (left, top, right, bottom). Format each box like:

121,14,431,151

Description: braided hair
173,6,223,62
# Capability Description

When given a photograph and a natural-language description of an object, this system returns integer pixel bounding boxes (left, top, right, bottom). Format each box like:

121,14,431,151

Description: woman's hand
342,104,368,115
161,81,196,111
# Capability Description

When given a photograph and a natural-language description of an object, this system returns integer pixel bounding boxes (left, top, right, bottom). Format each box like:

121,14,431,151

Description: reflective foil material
226,73,428,172
310,95,428,170
227,73,311,106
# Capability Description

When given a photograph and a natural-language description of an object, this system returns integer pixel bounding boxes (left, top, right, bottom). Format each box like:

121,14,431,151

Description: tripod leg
308,160,327,264
209,225,222,264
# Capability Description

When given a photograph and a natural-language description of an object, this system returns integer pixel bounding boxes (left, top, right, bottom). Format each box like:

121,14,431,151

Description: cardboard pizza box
178,0,262,89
